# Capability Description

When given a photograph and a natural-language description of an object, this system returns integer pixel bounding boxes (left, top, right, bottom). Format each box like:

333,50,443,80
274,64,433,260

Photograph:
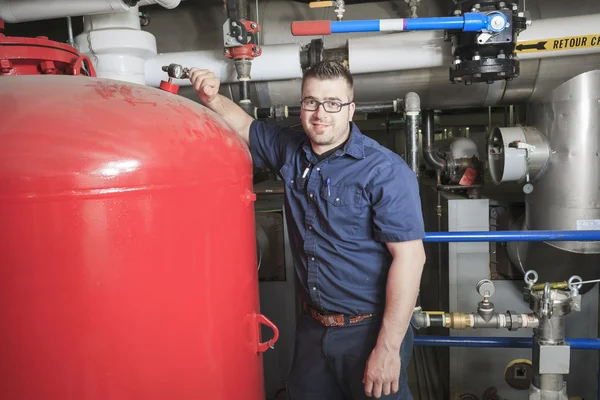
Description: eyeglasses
301,98,352,113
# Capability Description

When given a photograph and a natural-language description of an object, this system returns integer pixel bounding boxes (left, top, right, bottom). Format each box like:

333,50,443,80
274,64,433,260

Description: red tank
0,36,277,399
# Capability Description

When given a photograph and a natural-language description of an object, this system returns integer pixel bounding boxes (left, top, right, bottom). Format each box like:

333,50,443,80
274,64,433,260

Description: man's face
300,77,356,150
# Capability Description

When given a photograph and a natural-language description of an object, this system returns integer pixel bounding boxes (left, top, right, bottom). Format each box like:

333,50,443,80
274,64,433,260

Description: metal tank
0,33,277,400
489,70,600,285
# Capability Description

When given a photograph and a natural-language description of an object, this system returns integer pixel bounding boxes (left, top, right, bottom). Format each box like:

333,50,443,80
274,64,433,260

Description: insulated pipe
0,0,130,23
145,44,303,87
290,13,505,36
0,0,183,23
414,336,600,350
404,92,420,177
422,110,445,172
423,230,600,243
139,0,181,9
346,14,600,76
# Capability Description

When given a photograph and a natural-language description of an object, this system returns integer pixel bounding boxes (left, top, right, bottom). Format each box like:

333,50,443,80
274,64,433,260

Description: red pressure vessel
0,73,277,398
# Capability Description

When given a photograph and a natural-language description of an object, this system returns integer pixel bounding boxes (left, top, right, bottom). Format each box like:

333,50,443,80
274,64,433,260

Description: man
189,61,426,400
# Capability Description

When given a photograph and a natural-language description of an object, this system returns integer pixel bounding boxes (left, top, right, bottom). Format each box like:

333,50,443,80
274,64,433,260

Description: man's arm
378,240,425,352
363,240,425,398
189,68,253,145
363,160,426,398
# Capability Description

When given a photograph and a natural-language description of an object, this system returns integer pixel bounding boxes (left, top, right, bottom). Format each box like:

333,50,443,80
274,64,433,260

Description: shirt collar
302,122,365,162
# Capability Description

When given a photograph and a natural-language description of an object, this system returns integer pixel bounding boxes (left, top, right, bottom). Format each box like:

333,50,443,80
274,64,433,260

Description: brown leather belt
304,303,377,327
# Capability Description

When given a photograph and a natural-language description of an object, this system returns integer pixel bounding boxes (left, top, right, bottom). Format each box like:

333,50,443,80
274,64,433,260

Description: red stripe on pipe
291,20,331,36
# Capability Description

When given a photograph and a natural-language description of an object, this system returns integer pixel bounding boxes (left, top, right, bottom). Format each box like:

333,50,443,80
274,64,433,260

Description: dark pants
286,313,414,400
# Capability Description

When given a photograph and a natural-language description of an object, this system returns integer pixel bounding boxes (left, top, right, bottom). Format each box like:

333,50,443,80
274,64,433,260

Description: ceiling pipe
0,0,130,23
0,0,182,23
145,44,303,86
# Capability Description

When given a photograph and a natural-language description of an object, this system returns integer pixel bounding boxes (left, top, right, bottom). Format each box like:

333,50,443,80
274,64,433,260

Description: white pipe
0,0,184,23
0,0,130,23
517,14,600,60
75,7,157,85
347,13,600,75
348,31,453,75
145,44,303,87
138,0,181,9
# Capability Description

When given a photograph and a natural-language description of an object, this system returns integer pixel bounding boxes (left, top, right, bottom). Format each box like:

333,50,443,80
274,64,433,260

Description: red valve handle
256,313,279,353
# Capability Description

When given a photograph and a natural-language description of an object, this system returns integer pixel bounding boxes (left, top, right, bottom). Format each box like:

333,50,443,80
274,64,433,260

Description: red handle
291,20,332,36
256,313,279,353
71,55,96,77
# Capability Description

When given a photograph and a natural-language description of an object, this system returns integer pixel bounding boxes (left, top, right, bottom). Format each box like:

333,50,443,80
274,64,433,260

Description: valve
476,279,495,322
477,279,495,298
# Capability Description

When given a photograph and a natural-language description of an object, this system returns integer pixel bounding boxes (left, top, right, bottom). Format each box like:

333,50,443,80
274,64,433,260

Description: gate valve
223,19,262,61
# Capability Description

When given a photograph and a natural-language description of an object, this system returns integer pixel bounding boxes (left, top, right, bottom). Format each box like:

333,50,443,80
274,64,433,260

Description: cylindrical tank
0,74,277,399
506,70,600,287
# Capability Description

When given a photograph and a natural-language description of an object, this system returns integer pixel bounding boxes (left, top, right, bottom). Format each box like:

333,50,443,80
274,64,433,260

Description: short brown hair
302,61,354,100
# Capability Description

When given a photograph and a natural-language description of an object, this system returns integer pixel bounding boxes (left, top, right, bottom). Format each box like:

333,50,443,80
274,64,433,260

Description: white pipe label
576,219,600,230
516,34,600,53
379,19,405,32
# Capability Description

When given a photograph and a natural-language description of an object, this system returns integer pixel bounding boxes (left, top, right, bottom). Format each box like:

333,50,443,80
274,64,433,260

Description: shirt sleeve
367,161,426,243
249,119,290,171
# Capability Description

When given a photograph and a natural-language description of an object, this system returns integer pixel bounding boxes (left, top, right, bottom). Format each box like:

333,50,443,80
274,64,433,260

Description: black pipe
422,110,446,172
239,80,249,102
428,314,445,328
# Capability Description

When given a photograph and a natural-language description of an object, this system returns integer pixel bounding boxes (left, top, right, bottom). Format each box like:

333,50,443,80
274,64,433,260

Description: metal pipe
422,110,445,172
66,16,75,48
423,230,600,243
414,336,600,350
404,92,420,177
254,99,401,119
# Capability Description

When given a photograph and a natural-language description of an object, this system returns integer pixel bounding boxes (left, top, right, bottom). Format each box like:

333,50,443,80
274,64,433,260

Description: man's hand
363,344,401,398
189,68,220,105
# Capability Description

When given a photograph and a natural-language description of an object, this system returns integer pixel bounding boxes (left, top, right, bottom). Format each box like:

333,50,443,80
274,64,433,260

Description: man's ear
348,102,356,121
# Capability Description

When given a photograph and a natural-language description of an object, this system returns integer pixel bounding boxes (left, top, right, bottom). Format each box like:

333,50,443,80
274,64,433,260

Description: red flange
0,33,96,76
224,44,262,61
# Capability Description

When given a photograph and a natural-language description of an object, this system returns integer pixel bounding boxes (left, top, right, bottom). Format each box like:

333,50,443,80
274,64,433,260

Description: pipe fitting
138,0,182,9
403,92,420,115
422,110,446,172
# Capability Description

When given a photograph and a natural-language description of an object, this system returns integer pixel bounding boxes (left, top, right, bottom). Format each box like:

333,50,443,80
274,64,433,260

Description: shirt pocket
319,184,362,237
279,162,307,192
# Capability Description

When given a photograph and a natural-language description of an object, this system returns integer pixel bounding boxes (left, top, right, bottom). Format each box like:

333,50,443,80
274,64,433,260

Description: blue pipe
414,336,600,350
329,12,503,34
423,230,600,243
404,16,466,31
331,20,379,33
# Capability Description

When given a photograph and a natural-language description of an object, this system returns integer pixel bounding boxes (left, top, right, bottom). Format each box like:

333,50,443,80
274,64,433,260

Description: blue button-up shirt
250,120,425,315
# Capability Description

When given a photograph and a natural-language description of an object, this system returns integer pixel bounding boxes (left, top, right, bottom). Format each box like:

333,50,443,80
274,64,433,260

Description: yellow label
516,34,600,53
309,1,333,8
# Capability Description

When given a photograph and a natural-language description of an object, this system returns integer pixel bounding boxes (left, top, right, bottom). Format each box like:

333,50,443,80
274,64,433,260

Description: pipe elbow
424,149,446,171
137,0,181,9
154,0,181,9
0,0,17,23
